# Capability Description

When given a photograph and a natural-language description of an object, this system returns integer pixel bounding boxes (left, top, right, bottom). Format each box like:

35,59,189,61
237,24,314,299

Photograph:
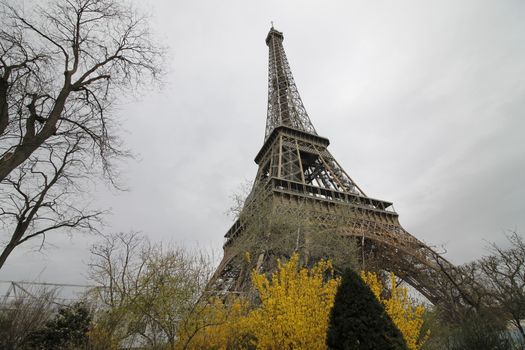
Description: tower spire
265,28,317,140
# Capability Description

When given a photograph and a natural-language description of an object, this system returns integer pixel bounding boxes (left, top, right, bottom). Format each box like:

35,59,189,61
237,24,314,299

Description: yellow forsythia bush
361,271,429,350
179,257,427,350
178,253,339,350
176,297,251,349
246,254,340,350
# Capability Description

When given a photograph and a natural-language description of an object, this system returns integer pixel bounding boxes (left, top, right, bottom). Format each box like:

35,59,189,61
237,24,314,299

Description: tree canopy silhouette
0,0,164,269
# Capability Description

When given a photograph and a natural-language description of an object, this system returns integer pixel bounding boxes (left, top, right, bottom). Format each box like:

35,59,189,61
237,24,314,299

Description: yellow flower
360,271,430,350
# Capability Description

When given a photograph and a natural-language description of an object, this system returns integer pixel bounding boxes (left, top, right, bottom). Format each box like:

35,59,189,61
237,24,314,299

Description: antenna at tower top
271,21,274,29
264,27,317,139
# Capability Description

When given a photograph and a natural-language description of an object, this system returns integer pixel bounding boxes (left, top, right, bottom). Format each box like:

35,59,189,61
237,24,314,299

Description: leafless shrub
0,285,57,349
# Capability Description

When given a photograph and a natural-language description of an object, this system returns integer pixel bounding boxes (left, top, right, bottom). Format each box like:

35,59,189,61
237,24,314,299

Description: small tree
448,310,512,350
88,232,214,349
27,302,91,350
478,232,525,340
327,268,408,350
227,196,359,293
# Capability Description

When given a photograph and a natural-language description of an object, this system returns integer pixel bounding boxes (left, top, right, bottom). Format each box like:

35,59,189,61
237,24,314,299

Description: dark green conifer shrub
327,268,408,350
27,302,91,350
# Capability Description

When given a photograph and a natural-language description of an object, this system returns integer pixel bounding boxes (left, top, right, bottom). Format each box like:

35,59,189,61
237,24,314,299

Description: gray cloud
2,0,524,286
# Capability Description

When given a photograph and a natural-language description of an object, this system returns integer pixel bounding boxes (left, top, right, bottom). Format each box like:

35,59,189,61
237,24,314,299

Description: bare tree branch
478,231,525,339
0,0,164,269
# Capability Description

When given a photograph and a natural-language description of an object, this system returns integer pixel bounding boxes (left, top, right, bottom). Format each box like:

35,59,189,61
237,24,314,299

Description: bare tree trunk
0,240,17,269
0,87,68,181
514,318,525,340
0,76,8,135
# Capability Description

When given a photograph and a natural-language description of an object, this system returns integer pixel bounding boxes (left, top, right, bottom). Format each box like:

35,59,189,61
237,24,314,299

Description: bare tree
430,254,488,316
218,194,359,296
0,136,106,267
228,185,359,271
479,232,525,339
426,232,525,342
0,0,164,269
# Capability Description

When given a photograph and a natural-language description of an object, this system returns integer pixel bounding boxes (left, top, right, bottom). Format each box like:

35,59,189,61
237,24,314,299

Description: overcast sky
1,0,524,290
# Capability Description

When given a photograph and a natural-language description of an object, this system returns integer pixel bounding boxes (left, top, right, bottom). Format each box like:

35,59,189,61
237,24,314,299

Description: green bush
327,268,408,350
27,302,91,350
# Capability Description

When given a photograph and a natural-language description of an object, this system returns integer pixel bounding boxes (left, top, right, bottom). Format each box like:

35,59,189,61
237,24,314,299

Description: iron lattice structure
211,28,459,305
264,29,317,140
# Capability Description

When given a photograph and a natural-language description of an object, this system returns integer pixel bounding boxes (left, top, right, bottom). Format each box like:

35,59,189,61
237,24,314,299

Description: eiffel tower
211,27,460,306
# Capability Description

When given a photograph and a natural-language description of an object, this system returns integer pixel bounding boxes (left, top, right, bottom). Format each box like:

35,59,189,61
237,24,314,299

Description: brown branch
12,11,70,67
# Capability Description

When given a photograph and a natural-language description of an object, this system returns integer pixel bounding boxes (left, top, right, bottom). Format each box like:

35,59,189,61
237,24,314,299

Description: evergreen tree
327,269,408,350
27,302,91,350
